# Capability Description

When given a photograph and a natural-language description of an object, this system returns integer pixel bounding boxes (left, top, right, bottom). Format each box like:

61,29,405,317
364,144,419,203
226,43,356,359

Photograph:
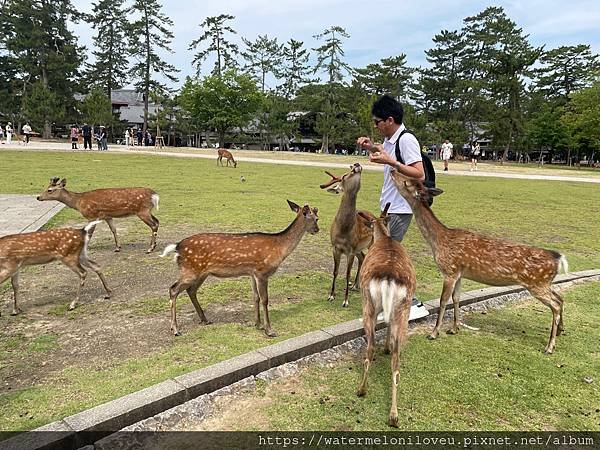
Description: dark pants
83,135,92,149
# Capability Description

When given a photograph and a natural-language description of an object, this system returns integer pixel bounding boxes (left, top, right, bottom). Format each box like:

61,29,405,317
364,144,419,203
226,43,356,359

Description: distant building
111,89,160,129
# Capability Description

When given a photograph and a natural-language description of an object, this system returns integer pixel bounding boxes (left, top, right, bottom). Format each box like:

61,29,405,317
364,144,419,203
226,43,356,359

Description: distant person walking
82,123,92,149
5,122,12,144
470,141,481,172
137,129,143,146
441,139,453,171
0,124,4,143
70,125,79,149
22,123,32,144
100,126,108,150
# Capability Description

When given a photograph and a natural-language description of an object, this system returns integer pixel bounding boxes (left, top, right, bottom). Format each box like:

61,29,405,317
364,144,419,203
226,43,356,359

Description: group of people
0,122,33,145
438,139,482,172
125,128,154,147
69,124,108,151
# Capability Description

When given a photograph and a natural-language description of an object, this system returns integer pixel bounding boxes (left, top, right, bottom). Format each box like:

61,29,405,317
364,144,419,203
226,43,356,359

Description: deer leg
328,248,342,302
350,251,364,291
429,276,458,340
187,276,211,325
530,286,561,354
61,257,87,310
169,279,190,336
80,258,112,299
137,211,159,253
251,276,261,329
256,276,276,337
10,272,22,316
357,292,376,397
105,218,121,252
552,290,565,335
447,277,462,335
388,307,409,428
342,254,355,308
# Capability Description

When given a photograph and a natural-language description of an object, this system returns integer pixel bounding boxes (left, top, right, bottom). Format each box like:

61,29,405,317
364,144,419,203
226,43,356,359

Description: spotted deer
390,170,569,353
355,203,416,428
161,200,319,337
320,163,373,307
0,221,112,316
217,149,237,168
37,177,160,253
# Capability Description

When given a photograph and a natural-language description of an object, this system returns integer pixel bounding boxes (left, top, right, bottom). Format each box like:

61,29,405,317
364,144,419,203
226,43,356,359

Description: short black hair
371,94,404,124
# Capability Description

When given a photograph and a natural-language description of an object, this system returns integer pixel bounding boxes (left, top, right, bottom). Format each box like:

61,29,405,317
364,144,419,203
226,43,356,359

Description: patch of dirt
0,219,333,394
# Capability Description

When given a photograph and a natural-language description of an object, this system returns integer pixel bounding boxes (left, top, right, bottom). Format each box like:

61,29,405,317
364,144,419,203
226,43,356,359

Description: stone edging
2,269,599,450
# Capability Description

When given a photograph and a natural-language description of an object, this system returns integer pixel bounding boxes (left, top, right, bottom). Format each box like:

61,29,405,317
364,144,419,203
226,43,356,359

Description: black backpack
395,129,436,205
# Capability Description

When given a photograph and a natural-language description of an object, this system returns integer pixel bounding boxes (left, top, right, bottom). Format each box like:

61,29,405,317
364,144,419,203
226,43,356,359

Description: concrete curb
2,269,599,450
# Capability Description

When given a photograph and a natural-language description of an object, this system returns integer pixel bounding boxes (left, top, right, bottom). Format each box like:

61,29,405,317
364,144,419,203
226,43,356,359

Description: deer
355,203,416,428
161,200,319,337
320,163,373,307
389,170,569,354
37,177,160,253
217,149,237,168
0,221,112,316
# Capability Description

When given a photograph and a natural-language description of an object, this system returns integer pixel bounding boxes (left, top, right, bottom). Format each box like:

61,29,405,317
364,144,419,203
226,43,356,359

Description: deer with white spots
390,170,569,354
217,149,237,168
0,221,111,316
161,200,319,337
37,177,160,253
320,163,373,308
355,203,416,428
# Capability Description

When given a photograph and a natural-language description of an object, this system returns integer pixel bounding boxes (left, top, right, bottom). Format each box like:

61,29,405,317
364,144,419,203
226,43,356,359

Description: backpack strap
394,129,413,164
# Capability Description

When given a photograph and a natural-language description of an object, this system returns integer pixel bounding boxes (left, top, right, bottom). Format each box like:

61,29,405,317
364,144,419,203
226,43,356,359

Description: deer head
358,202,391,238
287,200,319,234
320,163,362,194
390,170,443,207
37,177,67,201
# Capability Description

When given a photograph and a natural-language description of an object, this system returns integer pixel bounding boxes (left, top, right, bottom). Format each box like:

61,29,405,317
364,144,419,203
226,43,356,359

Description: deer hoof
446,328,459,335
265,329,278,338
173,330,182,337
114,247,121,253
427,333,438,341
327,295,334,302
349,284,359,292
10,308,22,316
200,320,212,326
388,414,399,428
341,302,349,308
544,346,554,355
356,387,366,397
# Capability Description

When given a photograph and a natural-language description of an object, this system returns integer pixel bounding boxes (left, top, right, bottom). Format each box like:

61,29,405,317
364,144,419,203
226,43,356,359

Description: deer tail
160,243,178,260
81,220,102,259
369,279,407,324
151,193,160,211
558,254,569,274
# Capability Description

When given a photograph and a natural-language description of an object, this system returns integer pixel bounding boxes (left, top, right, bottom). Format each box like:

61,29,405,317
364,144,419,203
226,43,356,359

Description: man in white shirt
441,139,453,171
22,122,32,145
356,94,429,320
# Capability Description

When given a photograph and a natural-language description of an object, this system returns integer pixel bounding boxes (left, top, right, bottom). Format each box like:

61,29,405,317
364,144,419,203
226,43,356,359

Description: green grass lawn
0,150,599,432
244,281,600,431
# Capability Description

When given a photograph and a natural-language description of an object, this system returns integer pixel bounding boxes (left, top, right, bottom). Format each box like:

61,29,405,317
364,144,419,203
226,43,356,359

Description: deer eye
47,189,52,193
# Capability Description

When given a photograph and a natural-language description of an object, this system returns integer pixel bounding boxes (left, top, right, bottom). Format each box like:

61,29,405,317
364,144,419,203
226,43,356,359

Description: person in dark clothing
137,129,143,146
82,123,92,149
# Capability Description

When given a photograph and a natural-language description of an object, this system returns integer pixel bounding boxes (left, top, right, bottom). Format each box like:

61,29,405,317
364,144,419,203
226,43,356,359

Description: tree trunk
567,148,572,167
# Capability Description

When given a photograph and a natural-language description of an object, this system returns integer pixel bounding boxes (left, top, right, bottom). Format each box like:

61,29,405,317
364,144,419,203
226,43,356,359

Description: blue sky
72,0,600,89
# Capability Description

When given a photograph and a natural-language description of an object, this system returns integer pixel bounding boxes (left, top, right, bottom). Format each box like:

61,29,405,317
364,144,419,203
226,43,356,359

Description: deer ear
327,185,342,194
357,211,374,228
287,200,300,212
427,187,444,197
302,205,311,216
50,177,60,185
59,178,67,187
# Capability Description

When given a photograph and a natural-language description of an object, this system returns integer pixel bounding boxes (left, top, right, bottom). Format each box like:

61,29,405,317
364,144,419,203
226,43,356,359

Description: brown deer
0,221,112,316
37,177,160,253
320,163,373,307
217,149,237,168
390,170,569,354
161,200,319,337
355,203,416,428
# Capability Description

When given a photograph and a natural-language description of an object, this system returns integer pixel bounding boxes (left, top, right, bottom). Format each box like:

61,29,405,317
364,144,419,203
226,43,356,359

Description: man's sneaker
409,298,429,320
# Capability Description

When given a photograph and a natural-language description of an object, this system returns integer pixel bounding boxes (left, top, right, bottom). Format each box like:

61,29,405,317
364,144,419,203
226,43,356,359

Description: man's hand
356,136,372,149
369,149,395,166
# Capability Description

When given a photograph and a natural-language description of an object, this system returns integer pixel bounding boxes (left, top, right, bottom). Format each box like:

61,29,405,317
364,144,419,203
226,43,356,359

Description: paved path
3,141,600,184
0,195,65,237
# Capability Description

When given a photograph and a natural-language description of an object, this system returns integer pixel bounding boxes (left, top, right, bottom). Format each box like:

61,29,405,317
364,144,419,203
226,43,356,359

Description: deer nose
36,196,41,201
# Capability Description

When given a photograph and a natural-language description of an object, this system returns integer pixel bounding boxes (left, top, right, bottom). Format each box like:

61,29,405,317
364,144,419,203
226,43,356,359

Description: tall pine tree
128,0,178,135
189,14,239,77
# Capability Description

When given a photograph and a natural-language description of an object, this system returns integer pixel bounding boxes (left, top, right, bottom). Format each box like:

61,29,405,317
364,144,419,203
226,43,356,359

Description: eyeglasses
373,118,385,126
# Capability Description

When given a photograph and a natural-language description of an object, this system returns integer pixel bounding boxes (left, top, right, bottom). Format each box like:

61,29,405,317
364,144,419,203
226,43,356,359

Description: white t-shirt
441,142,453,160
381,124,422,214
